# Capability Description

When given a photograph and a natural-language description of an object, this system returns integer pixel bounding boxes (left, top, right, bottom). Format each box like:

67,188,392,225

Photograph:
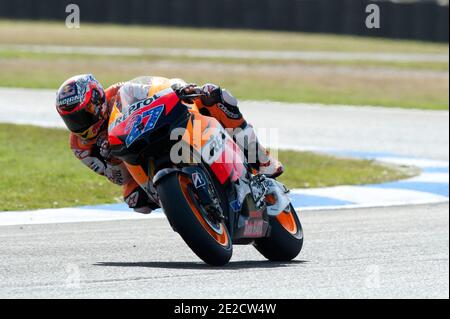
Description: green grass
0,124,417,211
0,20,448,54
0,53,447,110
0,124,123,211
277,150,417,188
0,20,447,110
1,49,448,72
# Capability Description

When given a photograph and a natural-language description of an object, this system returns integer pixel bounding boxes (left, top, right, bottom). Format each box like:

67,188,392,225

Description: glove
97,134,121,165
98,137,112,161
200,83,223,106
173,83,202,103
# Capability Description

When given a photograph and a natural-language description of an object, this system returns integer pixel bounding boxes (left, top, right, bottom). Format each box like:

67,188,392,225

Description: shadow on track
94,260,308,270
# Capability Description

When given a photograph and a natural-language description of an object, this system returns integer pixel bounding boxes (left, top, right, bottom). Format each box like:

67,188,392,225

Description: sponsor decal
88,157,106,174
125,104,165,147
58,95,81,107
57,75,97,107
113,88,174,127
125,88,173,118
73,149,89,159
125,113,139,134
105,164,127,185
201,127,227,165
124,96,157,118
249,210,263,218
230,199,242,212
243,219,264,237
60,84,77,98
218,103,241,119
192,172,206,189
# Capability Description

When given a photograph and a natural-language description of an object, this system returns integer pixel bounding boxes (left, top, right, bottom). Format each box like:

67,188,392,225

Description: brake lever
181,93,207,99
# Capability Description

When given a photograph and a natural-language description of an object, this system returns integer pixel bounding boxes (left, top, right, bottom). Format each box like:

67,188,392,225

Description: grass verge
0,124,417,211
1,49,448,72
0,20,448,54
0,56,447,110
0,20,448,110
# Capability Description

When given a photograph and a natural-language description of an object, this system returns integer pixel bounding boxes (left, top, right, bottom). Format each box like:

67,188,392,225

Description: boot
232,124,284,178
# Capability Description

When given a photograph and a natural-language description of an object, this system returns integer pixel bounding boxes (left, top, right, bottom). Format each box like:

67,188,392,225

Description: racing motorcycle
108,77,303,266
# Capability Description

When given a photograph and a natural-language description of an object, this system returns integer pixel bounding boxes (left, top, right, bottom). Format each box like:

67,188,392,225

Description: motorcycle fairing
109,85,247,187
181,112,246,185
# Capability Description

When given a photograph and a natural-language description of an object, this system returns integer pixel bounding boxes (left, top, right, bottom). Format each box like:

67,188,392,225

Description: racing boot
233,124,284,178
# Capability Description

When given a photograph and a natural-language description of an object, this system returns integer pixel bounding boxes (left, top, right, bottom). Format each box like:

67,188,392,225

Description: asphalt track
0,87,448,160
0,203,447,298
0,88,448,298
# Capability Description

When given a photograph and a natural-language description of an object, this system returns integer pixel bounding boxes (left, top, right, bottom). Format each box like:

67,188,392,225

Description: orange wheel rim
276,209,298,235
179,175,229,247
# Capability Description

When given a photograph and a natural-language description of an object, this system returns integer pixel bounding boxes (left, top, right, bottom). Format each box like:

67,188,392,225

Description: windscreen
117,76,153,115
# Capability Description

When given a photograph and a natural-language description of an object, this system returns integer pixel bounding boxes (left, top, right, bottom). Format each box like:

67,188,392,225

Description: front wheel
156,173,233,266
254,204,303,261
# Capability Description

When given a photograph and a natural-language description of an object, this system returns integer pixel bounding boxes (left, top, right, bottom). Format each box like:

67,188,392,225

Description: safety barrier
0,0,447,42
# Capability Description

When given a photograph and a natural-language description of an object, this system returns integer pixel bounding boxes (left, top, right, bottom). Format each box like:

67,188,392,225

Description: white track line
2,44,448,62
376,157,450,168
291,186,448,206
408,173,449,183
0,208,163,227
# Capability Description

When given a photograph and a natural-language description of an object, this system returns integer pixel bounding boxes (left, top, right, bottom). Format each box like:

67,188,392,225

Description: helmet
56,74,107,140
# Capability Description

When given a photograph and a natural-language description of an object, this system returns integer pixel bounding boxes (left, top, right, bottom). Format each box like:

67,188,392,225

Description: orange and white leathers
70,77,255,213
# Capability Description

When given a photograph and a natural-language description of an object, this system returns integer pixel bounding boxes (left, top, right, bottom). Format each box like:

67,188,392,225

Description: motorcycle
108,77,303,266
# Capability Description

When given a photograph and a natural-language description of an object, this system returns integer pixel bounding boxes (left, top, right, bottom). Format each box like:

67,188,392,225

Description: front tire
254,204,303,261
157,173,233,266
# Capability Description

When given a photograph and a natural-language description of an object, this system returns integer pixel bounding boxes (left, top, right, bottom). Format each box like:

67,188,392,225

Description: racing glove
199,84,238,108
172,83,202,103
174,83,238,107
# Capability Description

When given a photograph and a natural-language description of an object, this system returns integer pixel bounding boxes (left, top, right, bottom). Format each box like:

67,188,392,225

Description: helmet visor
61,106,100,134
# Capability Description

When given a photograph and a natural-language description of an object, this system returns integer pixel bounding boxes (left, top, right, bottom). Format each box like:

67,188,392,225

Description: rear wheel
254,204,303,261
157,173,232,266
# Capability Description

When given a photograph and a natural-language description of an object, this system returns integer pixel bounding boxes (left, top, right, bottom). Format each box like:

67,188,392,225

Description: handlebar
180,93,207,99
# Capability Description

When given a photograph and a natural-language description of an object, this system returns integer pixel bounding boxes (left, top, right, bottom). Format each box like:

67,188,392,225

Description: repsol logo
122,88,173,120
111,88,174,130
125,97,156,117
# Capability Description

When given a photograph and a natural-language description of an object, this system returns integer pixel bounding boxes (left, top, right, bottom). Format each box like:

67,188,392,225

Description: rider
55,74,283,214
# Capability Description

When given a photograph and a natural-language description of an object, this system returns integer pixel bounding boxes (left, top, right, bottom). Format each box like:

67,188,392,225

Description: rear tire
157,173,233,266
254,204,303,261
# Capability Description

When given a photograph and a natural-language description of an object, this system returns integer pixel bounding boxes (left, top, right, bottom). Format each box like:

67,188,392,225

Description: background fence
0,0,448,42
